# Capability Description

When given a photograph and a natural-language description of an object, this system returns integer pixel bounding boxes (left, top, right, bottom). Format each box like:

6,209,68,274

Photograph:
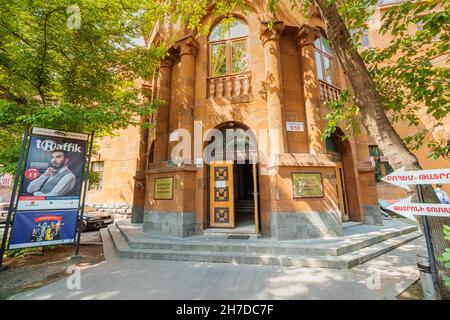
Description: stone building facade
87,0,449,239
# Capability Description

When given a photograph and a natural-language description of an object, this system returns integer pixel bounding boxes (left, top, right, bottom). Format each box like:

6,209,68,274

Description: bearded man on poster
27,150,76,196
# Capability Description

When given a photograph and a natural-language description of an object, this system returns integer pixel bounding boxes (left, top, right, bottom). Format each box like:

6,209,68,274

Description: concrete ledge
364,205,383,226
270,211,343,240
143,211,197,238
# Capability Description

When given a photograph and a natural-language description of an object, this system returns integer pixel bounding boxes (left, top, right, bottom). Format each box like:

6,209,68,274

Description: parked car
379,199,401,217
0,202,9,224
79,206,114,232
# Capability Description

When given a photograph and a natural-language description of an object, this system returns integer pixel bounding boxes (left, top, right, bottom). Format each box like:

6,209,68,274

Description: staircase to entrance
107,218,422,269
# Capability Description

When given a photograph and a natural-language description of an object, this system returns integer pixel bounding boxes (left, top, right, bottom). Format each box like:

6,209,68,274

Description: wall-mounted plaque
292,172,324,198
286,121,305,132
154,177,173,200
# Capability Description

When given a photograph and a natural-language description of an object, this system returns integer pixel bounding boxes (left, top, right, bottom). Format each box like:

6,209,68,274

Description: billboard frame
0,127,94,270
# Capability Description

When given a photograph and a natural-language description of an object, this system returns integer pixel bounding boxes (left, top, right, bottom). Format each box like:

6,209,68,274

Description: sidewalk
9,228,426,300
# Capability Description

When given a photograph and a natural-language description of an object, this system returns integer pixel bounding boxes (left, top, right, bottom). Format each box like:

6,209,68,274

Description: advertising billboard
17,129,88,211
9,210,79,249
7,128,90,250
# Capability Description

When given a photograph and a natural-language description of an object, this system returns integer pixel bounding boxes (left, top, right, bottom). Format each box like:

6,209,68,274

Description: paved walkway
8,226,427,300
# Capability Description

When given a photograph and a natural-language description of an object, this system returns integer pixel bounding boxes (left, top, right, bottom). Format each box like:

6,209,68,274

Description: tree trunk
313,0,450,298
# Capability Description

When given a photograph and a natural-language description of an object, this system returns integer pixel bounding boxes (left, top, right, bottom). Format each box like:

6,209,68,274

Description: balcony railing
319,80,341,103
208,73,252,101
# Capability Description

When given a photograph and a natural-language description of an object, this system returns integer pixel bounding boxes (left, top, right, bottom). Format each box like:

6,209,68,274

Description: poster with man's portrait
17,129,88,211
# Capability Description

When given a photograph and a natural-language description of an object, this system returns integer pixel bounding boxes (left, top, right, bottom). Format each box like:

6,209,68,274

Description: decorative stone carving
234,76,241,96
295,24,319,49
209,79,216,98
174,35,199,57
225,77,232,98
217,79,224,97
159,56,174,70
207,74,252,100
259,21,285,45
242,75,250,95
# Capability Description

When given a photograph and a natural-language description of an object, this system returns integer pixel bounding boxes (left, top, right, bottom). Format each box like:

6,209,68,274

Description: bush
438,225,450,287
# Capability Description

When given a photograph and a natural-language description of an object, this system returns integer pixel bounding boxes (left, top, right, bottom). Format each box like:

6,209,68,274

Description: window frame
314,36,336,85
89,161,105,191
208,19,250,79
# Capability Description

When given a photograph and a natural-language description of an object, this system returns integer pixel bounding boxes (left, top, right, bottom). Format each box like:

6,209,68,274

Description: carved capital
159,56,174,70
296,24,319,48
259,21,285,45
174,35,199,57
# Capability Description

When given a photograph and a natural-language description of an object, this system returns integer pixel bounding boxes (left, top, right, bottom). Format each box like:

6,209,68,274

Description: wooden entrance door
335,162,350,221
209,161,235,228
252,162,260,234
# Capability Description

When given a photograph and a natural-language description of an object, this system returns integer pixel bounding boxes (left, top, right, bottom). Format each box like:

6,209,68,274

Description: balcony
207,72,252,104
319,80,341,103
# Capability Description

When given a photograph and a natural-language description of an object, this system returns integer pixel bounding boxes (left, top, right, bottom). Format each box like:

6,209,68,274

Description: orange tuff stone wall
87,126,141,214
92,1,450,237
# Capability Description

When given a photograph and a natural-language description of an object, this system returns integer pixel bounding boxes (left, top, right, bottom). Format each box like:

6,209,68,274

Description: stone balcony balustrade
207,72,252,104
319,80,341,103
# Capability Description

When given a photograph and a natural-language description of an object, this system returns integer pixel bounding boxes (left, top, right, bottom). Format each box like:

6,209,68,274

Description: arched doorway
326,130,360,222
205,122,261,234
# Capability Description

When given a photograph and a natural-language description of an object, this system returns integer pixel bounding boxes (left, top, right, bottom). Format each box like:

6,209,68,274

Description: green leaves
0,0,168,173
322,89,362,141
362,0,449,158
438,225,450,287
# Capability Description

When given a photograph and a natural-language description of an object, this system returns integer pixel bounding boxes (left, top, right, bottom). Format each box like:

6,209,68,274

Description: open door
335,162,350,221
252,162,260,234
209,161,235,228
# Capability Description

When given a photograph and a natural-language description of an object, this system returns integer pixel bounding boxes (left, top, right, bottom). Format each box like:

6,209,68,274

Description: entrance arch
204,122,261,233
326,129,361,222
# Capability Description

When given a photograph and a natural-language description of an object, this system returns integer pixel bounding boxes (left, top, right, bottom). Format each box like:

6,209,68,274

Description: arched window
314,36,334,85
209,19,249,77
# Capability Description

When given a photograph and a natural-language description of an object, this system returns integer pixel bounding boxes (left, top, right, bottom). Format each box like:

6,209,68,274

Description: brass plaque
154,177,173,200
292,172,324,198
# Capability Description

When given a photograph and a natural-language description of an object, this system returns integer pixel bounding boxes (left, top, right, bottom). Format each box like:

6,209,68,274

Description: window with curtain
314,36,334,85
209,19,249,77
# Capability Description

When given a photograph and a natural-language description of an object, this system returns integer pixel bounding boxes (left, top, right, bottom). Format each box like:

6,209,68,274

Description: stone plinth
270,211,343,240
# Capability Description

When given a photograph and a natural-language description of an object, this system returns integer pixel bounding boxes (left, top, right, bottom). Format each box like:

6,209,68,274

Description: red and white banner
382,167,450,190
386,197,450,221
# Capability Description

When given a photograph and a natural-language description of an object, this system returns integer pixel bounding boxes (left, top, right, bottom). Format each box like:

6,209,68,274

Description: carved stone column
131,118,149,223
174,35,198,164
153,57,174,163
260,21,287,156
296,24,326,154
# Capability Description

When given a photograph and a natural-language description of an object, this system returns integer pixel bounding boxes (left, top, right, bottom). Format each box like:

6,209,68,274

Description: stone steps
114,222,418,256
108,223,422,269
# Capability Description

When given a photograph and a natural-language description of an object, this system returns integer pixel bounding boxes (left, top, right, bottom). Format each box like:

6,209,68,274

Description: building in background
0,173,12,203
86,126,141,218
88,0,449,239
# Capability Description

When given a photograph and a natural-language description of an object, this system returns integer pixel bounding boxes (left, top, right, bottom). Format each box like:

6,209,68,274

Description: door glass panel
232,40,248,73
211,43,227,76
